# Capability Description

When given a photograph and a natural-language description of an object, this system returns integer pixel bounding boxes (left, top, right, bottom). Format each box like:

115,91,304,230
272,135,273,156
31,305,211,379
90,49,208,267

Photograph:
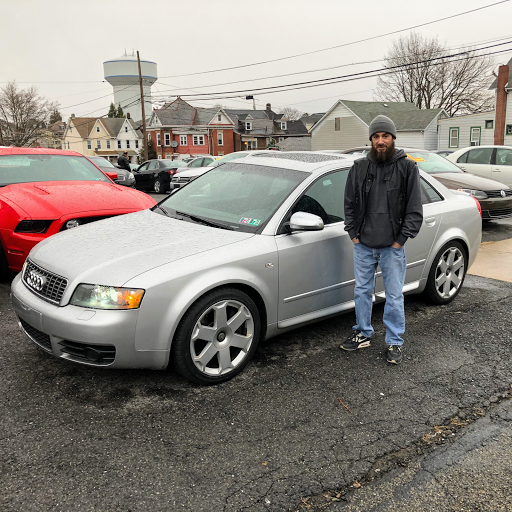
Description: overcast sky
2,0,511,121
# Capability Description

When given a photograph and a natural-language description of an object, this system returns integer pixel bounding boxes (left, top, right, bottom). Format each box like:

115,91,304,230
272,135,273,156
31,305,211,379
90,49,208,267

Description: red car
0,148,156,279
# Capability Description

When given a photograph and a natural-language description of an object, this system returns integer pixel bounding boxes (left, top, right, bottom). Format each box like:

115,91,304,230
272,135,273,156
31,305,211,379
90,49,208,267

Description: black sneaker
340,331,371,351
386,345,403,364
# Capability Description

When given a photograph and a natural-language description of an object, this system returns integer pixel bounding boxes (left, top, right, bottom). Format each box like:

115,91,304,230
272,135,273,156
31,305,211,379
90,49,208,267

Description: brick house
146,98,310,158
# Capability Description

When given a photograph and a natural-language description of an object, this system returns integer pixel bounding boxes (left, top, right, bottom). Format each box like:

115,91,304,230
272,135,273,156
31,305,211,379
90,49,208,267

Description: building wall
505,93,512,146
117,120,142,160
395,131,425,149
210,129,234,156
438,112,495,150
63,119,90,155
311,102,368,150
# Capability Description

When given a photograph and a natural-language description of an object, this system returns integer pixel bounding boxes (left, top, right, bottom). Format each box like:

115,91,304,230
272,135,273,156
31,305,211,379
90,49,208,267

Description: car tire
172,287,261,385
153,179,164,194
424,240,467,305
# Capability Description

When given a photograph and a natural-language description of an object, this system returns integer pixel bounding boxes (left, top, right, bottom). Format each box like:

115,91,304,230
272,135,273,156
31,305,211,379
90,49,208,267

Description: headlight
457,189,488,200
70,284,145,309
15,220,53,233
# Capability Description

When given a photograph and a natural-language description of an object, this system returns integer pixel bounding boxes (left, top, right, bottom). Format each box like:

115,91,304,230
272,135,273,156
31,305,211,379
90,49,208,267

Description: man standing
341,115,423,364
117,151,131,171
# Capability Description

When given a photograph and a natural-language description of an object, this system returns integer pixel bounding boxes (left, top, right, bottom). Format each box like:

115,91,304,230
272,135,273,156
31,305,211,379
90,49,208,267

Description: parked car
341,147,512,220
132,159,187,193
87,156,135,187
433,150,454,158
445,145,512,188
170,151,269,190
0,147,156,279
11,151,481,385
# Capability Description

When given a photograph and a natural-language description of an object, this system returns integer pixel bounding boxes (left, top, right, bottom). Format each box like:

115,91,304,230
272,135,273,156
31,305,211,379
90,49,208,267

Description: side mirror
287,212,324,232
105,171,118,180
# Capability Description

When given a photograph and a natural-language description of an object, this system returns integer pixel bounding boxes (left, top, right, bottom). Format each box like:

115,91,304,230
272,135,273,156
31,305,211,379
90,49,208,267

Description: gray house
310,100,445,151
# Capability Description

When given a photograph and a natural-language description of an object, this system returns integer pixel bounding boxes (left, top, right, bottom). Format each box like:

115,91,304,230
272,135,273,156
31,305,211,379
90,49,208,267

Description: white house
310,100,446,151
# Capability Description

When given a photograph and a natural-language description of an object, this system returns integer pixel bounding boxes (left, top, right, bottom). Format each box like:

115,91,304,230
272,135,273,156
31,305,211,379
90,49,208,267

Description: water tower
103,52,157,122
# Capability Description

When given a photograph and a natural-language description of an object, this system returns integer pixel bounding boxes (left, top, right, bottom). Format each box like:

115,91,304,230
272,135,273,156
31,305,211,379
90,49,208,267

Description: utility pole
137,51,148,162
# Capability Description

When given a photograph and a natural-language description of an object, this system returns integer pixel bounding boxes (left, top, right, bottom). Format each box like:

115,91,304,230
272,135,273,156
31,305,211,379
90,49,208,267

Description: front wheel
172,288,261,385
424,241,467,305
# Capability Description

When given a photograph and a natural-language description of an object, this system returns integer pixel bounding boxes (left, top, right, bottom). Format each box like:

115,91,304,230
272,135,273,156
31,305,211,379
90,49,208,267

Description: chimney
71,113,75,118
494,64,509,145
126,112,131,119
266,103,272,110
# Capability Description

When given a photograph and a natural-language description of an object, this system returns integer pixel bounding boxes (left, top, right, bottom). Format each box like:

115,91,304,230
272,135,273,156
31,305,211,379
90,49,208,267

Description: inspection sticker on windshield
406,154,425,162
239,217,261,226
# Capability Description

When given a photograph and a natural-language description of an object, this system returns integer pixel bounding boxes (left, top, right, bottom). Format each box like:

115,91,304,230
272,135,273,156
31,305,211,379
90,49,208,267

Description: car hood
429,172,509,191
30,209,254,285
0,181,152,218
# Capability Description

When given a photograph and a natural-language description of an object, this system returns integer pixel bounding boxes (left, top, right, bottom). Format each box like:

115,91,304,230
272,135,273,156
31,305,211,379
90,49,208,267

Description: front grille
59,215,119,232
58,340,116,366
485,190,512,198
487,207,512,218
23,260,68,305
19,318,52,352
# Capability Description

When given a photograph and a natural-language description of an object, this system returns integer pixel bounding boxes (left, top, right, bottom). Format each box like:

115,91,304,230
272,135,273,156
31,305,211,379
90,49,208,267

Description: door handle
424,217,436,227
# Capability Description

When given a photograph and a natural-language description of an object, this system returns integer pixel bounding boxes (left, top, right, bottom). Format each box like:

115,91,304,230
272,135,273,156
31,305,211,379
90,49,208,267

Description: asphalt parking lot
1,216,511,512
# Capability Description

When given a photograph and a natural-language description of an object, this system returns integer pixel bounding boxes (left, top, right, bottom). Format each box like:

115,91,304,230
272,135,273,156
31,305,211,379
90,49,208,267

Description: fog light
66,219,81,229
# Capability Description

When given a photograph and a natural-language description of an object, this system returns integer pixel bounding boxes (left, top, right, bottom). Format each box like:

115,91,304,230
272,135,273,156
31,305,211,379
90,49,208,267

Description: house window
165,133,170,146
118,140,122,149
165,155,173,159
148,133,151,141
96,140,101,149
125,127,128,132
106,140,111,149
67,142,70,149
126,140,130,149
506,125,512,136
193,135,205,145
217,131,223,146
96,126,100,133
180,135,187,145
218,152,224,156
281,122,287,130
485,120,494,129
449,127,459,148
470,127,481,146
135,140,139,149
335,117,341,131
87,140,92,150
245,122,252,130
157,133,161,146
217,114,222,122
157,154,161,159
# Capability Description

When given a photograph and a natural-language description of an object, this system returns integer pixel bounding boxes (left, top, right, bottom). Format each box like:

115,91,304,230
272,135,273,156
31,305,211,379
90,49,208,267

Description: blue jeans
352,242,407,346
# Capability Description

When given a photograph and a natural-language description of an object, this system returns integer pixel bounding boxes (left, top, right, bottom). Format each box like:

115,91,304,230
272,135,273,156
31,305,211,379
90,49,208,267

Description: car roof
0,147,82,157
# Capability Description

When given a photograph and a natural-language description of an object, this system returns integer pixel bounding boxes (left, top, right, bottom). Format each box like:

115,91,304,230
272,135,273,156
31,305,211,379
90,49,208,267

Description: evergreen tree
49,109,62,124
107,103,117,118
116,103,124,118
138,138,157,162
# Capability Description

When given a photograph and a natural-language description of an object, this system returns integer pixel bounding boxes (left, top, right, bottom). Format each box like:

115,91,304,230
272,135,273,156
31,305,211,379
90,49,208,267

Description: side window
190,158,204,168
457,151,468,164
291,170,349,226
137,162,148,171
496,148,512,166
148,160,159,170
420,178,443,204
466,148,493,165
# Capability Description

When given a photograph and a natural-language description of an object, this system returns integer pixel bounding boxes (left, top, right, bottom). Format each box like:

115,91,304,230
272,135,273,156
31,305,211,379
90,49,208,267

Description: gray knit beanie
368,115,396,140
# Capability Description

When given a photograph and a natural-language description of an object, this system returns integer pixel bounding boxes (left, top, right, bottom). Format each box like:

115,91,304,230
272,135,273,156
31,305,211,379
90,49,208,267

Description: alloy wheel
434,246,465,300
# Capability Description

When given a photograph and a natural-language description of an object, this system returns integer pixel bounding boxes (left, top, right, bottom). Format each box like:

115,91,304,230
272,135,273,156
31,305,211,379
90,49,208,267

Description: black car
133,157,217,193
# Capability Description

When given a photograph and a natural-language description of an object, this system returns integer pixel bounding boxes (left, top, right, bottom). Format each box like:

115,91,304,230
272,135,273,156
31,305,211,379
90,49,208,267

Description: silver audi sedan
11,152,482,384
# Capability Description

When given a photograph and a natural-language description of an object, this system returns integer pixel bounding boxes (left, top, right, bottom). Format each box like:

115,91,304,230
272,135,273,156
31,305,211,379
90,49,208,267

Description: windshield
406,150,463,174
0,154,112,186
159,162,308,232
89,156,116,169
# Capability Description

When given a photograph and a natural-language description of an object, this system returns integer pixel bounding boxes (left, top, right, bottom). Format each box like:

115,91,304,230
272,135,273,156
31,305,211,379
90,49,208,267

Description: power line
158,0,511,79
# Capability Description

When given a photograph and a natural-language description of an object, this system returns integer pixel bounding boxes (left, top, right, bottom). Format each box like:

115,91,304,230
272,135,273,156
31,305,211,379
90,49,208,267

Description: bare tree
0,82,59,147
375,33,495,116
278,107,303,120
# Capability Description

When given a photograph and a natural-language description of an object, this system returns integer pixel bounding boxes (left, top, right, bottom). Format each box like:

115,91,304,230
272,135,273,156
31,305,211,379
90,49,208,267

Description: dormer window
245,121,252,130
281,122,287,130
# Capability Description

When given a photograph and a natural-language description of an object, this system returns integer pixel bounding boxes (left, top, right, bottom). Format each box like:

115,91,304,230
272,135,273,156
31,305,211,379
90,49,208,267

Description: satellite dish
170,141,178,147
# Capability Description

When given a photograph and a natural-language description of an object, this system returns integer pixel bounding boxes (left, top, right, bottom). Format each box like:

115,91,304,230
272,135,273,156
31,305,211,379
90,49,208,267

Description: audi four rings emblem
26,270,46,292
501,190,506,198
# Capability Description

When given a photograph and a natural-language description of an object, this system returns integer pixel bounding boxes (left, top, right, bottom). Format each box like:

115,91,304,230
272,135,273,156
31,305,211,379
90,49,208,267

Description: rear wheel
153,179,164,194
424,241,467,305
172,288,261,385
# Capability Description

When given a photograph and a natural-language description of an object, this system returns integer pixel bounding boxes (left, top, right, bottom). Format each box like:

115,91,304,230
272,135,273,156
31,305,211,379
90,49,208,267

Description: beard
370,140,395,163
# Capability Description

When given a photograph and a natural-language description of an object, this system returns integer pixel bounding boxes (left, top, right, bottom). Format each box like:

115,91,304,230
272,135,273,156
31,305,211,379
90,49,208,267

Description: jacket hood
366,148,407,165
29,209,254,286
0,181,153,219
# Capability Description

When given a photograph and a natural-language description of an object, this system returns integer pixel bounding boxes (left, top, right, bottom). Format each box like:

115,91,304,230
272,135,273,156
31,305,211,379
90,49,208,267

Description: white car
445,145,512,188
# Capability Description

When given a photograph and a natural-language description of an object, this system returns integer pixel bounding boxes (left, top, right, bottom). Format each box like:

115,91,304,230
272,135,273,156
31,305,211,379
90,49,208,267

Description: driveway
1,218,511,511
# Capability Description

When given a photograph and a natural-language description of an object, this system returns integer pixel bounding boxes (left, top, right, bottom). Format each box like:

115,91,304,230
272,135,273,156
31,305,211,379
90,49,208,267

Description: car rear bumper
11,274,169,370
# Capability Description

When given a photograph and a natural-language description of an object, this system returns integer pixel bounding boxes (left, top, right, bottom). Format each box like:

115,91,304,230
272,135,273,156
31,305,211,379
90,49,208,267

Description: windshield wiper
151,204,172,217
175,210,235,231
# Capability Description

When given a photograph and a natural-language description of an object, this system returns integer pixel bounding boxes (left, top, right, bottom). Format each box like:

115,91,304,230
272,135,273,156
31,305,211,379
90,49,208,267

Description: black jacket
117,155,131,171
344,149,423,247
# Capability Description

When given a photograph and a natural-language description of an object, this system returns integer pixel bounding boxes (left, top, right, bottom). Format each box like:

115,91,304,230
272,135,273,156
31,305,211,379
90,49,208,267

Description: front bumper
11,274,169,369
